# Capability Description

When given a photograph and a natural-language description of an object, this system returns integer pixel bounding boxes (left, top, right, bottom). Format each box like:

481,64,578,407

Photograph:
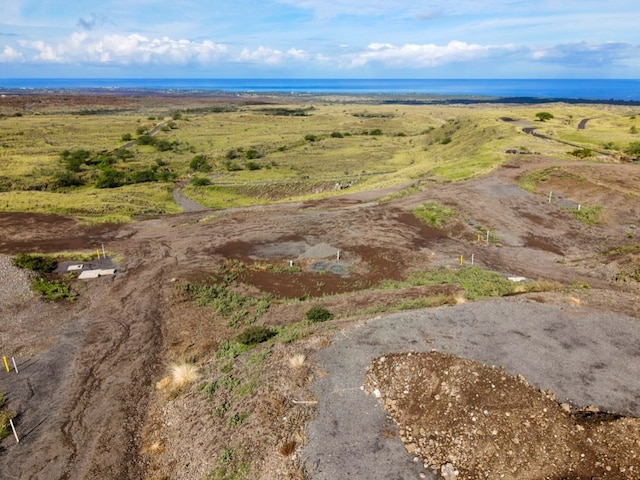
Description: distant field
1,96,638,222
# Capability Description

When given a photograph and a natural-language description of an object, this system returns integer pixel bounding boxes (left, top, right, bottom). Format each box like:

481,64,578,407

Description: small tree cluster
535,112,554,122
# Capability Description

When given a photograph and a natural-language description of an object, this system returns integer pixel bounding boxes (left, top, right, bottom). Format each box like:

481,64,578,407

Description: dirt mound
365,351,640,479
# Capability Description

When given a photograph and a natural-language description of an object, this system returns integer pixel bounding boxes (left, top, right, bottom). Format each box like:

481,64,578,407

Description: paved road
302,296,640,479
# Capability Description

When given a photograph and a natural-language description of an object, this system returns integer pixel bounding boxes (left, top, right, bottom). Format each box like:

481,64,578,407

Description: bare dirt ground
1,109,640,478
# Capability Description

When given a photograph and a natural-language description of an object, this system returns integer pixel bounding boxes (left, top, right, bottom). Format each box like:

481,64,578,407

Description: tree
535,112,554,122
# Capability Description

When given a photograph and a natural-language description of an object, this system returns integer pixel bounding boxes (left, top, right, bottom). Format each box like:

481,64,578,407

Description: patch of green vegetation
381,266,516,300
12,253,57,273
412,201,457,228
235,325,276,345
274,321,312,344
215,340,253,359
226,412,250,428
234,379,257,397
31,277,77,301
181,264,273,319
305,305,333,323
604,242,640,256
256,107,314,116
208,446,251,480
568,148,593,158
567,205,604,225
199,381,219,397
516,166,561,192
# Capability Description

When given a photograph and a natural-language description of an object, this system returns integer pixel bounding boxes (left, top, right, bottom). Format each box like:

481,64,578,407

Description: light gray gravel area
301,296,640,480
0,254,34,304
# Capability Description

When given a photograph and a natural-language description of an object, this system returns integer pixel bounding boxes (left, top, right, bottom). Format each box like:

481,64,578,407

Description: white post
9,419,19,443
337,250,340,261
548,191,553,203
12,356,18,373
578,204,581,211
486,230,490,242
289,260,293,267
471,253,475,265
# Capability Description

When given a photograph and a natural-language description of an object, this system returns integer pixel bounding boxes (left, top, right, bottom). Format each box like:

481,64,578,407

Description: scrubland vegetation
1,100,639,222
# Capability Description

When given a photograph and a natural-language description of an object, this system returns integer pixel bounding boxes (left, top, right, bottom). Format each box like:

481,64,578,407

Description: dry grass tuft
279,440,297,456
454,292,467,304
170,361,199,388
566,296,581,307
289,354,306,368
155,376,172,391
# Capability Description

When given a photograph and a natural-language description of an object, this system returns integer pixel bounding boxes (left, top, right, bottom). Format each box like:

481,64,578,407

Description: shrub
136,134,155,145
53,171,85,188
245,148,262,160
330,131,344,138
129,169,157,184
121,133,133,142
191,176,211,186
304,134,317,142
190,154,211,172
235,325,276,345
60,149,91,172
31,277,76,301
305,305,333,323
569,148,593,158
13,253,57,273
245,161,261,171
369,128,383,136
625,141,640,156
95,168,126,188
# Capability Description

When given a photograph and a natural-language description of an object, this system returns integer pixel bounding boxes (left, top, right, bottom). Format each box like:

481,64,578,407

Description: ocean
1,78,640,102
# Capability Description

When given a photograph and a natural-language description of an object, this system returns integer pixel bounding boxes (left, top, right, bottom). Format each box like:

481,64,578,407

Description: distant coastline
1,78,640,104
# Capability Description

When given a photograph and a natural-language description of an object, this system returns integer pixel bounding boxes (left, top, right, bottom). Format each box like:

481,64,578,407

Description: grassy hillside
1,99,637,222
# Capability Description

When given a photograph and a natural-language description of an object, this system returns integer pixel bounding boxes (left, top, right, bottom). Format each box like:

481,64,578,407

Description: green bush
191,176,211,186
330,131,344,138
31,277,77,301
305,305,333,323
304,134,317,142
13,253,57,273
235,325,276,345
190,154,211,172
95,168,126,188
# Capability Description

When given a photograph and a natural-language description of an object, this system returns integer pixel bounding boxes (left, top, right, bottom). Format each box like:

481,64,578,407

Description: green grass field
1,100,638,222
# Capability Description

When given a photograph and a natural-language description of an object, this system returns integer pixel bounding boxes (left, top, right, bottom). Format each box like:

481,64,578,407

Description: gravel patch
0,254,34,304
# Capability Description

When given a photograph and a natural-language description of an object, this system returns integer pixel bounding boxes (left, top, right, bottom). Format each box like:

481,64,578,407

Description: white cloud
17,32,227,65
238,46,314,65
0,45,24,62
348,41,518,68
532,41,639,68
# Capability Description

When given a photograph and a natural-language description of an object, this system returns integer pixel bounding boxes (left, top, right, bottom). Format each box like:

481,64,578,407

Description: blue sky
1,0,639,78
